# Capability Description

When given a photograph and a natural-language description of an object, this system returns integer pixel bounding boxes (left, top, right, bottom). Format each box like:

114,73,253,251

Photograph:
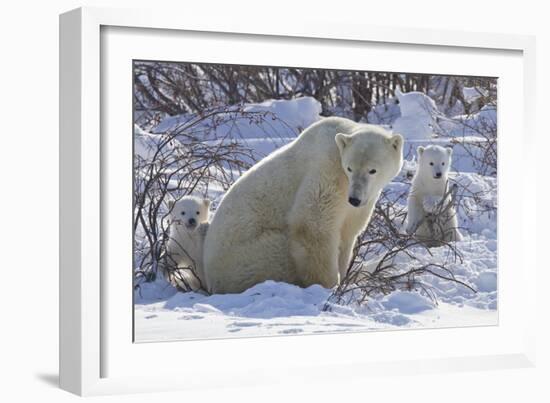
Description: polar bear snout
347,175,369,207
348,197,362,207
434,172,442,179
185,217,198,230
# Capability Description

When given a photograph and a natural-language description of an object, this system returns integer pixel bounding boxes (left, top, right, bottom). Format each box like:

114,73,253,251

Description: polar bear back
205,117,355,241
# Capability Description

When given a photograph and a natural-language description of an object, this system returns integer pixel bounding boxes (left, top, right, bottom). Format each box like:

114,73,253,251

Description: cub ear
417,146,425,156
388,133,403,152
203,198,211,209
335,133,352,152
445,147,453,156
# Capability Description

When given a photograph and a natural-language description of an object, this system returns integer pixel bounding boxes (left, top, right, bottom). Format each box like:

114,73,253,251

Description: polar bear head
168,196,210,231
336,126,403,207
416,145,452,180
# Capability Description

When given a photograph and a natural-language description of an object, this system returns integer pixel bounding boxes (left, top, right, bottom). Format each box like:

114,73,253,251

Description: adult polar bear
203,117,404,294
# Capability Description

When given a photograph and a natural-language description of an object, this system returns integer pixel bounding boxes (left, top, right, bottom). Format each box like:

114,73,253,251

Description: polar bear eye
441,162,445,166
196,211,200,215
180,211,186,216
369,169,377,174
347,167,352,172
429,162,434,166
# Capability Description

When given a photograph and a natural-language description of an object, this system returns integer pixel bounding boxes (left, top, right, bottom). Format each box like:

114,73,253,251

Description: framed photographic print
132,59,498,342
60,6,537,396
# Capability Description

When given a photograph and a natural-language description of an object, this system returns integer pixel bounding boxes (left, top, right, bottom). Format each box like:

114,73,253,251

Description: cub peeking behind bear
164,195,211,291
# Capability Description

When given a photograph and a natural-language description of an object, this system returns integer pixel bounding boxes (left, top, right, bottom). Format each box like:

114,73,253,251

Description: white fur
203,117,403,294
165,196,210,290
405,145,463,245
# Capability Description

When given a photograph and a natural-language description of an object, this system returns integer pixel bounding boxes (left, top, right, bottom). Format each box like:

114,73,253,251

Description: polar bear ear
445,147,453,156
203,198,211,209
388,133,403,152
417,146,425,156
335,133,352,152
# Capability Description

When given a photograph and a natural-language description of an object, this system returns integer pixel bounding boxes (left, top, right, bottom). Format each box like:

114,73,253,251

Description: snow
463,86,488,103
367,96,401,124
381,292,434,314
135,280,495,342
473,271,497,293
391,89,440,139
134,94,498,342
439,105,497,138
152,97,322,159
134,124,176,160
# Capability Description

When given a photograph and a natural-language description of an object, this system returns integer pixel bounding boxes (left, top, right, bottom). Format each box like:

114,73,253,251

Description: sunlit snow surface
134,96,497,342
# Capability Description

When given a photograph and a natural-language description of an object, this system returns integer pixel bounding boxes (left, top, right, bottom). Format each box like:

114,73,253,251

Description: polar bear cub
405,145,462,245
165,196,210,291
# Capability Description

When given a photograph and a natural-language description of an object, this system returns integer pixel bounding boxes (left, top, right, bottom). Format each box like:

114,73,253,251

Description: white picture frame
60,6,537,396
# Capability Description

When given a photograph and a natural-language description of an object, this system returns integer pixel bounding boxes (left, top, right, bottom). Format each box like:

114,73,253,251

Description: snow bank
381,291,434,314
440,105,497,137
161,281,330,319
134,124,182,160
134,278,496,341
135,276,178,302
463,86,488,103
242,97,322,132
367,97,401,124
391,90,440,140
151,97,322,158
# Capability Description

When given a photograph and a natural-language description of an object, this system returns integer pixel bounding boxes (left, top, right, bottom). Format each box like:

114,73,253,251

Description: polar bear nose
188,218,197,226
435,172,442,178
348,197,361,207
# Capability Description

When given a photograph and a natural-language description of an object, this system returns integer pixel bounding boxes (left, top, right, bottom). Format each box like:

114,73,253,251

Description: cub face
417,145,452,180
168,196,210,231
336,127,403,208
